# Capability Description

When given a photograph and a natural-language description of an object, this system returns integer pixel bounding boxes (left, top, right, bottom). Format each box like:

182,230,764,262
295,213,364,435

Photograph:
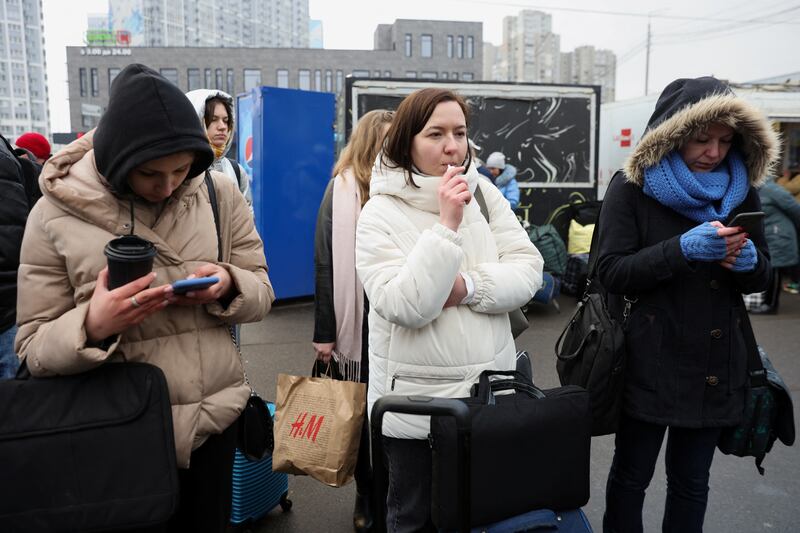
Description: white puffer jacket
356,158,543,439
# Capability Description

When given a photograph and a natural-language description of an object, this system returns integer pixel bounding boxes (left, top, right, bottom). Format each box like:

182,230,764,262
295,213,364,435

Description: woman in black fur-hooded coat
598,77,779,533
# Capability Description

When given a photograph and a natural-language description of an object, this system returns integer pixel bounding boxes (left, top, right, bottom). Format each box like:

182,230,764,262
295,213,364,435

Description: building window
244,68,261,91
373,70,381,78
108,68,120,90
226,69,234,94
336,70,343,92
352,70,369,78
452,72,459,80
298,69,310,90
205,68,212,88
90,68,99,96
325,70,333,92
215,68,223,90
314,69,321,91
421,72,437,79
384,70,392,77
462,72,474,81
277,69,289,88
441,72,449,80
404,33,412,57
447,35,454,58
467,36,474,59
160,68,178,86
457,36,464,59
421,34,432,58
187,68,201,91
405,71,417,78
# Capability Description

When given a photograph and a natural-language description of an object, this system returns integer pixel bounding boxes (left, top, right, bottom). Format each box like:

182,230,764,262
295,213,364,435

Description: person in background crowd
14,132,51,165
0,133,30,379
15,64,274,532
598,76,777,533
777,170,800,202
758,176,800,305
356,88,543,532
313,108,394,533
478,151,520,209
186,89,253,210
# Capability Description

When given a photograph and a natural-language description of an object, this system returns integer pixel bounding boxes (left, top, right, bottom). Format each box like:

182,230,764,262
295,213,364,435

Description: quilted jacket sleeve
15,204,121,376
467,182,543,314
205,173,274,323
356,198,464,329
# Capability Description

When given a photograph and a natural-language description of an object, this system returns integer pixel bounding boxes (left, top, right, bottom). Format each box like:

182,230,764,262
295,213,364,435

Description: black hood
645,76,732,131
623,76,779,187
94,64,214,196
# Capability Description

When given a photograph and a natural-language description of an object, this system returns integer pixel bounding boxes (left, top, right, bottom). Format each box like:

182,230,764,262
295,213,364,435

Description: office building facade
68,19,482,132
0,0,49,140
108,0,310,48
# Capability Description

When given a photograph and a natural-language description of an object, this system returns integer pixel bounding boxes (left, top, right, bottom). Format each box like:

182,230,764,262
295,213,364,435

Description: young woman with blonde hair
312,108,393,532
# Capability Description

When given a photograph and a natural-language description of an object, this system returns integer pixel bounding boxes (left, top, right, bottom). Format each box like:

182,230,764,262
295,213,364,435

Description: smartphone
171,276,219,295
727,211,765,235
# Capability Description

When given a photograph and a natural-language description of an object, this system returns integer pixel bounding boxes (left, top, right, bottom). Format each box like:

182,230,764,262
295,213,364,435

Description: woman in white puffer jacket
355,88,543,532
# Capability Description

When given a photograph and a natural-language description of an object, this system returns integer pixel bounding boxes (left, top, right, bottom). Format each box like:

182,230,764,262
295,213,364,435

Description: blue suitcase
371,396,592,533
230,402,292,527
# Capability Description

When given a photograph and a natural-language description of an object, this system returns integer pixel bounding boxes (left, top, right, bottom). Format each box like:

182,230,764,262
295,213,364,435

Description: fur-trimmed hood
624,77,780,187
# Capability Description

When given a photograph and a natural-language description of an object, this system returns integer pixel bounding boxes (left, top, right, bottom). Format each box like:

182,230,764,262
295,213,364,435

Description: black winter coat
313,178,369,381
598,77,779,428
599,173,770,427
0,135,30,331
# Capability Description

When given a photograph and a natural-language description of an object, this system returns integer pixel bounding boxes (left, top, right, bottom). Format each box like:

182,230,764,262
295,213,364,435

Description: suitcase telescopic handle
370,396,472,533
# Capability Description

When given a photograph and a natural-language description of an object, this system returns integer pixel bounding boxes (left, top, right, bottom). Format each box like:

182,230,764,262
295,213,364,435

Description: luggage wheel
279,492,293,512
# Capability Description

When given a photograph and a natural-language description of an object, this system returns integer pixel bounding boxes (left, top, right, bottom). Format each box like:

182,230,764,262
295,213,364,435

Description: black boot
353,490,373,532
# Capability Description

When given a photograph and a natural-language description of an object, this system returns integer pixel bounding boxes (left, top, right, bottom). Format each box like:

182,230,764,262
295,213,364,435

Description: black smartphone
727,211,765,235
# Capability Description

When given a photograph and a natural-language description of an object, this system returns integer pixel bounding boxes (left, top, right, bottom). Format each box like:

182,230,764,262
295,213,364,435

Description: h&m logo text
289,412,324,442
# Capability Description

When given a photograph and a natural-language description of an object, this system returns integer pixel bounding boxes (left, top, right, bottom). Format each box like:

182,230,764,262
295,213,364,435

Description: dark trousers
383,437,435,533
130,421,237,533
603,415,722,533
354,351,372,495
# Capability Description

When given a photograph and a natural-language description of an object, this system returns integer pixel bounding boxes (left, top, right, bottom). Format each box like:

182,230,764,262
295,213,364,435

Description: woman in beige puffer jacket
14,64,274,532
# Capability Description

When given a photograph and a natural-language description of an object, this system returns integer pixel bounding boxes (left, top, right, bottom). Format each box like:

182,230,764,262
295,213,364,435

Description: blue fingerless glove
680,222,728,262
731,240,758,272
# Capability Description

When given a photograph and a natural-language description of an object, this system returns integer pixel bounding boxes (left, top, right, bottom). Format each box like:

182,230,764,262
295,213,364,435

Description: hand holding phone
171,276,220,295
727,211,765,235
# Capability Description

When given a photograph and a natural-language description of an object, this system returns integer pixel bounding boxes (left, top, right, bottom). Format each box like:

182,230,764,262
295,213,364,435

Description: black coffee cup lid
104,235,157,261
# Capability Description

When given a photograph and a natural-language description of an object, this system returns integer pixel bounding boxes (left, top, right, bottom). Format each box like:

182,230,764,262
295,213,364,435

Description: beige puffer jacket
15,132,274,467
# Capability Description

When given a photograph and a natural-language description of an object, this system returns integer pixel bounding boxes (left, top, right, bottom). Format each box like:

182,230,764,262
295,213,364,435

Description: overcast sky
43,0,800,132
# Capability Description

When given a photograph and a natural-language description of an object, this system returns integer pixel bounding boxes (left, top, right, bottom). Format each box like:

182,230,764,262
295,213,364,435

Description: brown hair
381,88,471,186
333,109,394,206
203,96,233,132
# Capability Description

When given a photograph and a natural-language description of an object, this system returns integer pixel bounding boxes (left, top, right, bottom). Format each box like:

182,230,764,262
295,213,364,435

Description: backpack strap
474,183,490,222
227,157,242,189
204,171,223,262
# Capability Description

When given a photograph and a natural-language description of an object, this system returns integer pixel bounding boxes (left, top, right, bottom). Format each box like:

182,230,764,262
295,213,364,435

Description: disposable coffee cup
103,235,157,290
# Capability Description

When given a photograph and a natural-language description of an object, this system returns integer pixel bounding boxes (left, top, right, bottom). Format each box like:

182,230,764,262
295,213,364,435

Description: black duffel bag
0,361,178,532
429,370,591,530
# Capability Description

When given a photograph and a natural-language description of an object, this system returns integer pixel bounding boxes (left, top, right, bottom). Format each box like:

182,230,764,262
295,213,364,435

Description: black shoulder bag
717,305,795,474
554,187,633,436
205,172,274,461
0,361,178,531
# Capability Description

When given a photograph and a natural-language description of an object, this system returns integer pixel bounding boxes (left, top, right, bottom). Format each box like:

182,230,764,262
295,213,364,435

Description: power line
458,0,800,24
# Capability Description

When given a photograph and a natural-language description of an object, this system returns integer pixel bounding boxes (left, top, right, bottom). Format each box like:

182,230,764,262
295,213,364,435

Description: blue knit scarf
643,149,749,223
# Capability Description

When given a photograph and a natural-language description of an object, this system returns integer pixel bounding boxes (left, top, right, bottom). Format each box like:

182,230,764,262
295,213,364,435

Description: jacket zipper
391,372,465,391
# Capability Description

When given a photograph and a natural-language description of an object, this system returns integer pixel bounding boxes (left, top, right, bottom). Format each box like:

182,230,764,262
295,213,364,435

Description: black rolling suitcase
371,392,593,533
